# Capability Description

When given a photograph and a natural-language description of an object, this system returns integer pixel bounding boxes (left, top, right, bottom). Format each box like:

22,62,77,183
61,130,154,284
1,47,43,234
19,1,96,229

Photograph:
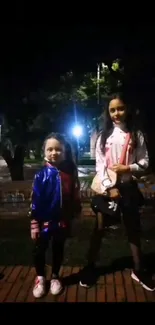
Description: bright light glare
72,125,83,137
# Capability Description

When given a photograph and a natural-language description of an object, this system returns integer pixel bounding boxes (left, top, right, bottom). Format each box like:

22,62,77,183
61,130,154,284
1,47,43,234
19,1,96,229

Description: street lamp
72,125,83,138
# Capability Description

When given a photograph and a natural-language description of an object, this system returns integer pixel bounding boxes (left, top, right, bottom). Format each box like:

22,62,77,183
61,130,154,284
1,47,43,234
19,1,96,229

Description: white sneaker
33,276,46,298
50,278,62,295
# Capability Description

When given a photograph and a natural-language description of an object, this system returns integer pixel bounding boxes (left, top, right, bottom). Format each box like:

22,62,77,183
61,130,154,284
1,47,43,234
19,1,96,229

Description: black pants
91,181,142,242
88,181,143,265
33,228,66,277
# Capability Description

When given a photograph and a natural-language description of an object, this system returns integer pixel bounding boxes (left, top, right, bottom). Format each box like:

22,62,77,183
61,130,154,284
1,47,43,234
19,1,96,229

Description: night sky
1,24,155,99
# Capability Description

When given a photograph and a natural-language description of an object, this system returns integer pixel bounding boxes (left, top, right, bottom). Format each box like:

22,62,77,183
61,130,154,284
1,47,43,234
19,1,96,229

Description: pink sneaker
33,276,46,298
50,278,62,295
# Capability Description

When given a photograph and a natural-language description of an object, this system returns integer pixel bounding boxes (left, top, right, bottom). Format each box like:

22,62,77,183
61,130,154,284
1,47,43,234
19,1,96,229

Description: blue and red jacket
29,162,81,225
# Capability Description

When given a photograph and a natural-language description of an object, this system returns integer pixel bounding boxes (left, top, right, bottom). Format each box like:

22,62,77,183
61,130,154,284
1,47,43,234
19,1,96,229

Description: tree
46,60,124,158
0,94,57,180
0,59,124,180
48,59,124,120
0,106,29,181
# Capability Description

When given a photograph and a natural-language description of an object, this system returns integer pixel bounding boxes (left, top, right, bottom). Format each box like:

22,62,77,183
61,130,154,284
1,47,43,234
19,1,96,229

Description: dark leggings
87,183,142,270
33,229,66,277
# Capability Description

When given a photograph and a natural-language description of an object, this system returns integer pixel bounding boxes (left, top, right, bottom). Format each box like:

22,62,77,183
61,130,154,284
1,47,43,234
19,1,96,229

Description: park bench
0,177,155,218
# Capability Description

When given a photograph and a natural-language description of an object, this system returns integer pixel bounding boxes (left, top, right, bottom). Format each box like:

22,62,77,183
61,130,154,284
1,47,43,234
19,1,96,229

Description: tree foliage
0,59,124,179
48,59,124,111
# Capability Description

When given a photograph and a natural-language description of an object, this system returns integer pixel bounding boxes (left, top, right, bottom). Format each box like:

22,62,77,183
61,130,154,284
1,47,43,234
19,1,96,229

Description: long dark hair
64,141,80,189
99,92,138,154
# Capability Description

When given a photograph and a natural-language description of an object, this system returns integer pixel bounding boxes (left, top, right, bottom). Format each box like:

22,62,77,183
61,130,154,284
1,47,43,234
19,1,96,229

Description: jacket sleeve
28,170,44,220
96,135,113,190
129,131,149,173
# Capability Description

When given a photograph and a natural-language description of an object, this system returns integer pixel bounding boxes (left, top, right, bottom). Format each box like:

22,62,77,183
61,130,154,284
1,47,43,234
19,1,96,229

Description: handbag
91,133,131,194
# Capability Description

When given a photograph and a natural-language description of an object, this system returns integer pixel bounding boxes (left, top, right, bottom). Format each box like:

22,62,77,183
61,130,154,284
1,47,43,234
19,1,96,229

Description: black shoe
79,264,96,288
131,269,155,291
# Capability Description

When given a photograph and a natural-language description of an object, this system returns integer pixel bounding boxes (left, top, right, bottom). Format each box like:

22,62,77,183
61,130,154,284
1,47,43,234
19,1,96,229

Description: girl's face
44,138,65,165
108,98,127,125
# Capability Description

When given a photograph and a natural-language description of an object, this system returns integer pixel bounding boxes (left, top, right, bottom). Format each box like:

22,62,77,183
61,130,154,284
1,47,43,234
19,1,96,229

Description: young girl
29,133,81,298
80,92,155,291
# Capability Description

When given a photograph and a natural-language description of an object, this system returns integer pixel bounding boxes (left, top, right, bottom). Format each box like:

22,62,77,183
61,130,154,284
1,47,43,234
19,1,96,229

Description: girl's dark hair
99,92,138,154
65,141,78,163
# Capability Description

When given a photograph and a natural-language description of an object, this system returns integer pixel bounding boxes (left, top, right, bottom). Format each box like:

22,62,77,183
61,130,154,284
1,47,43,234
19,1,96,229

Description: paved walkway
0,265,155,302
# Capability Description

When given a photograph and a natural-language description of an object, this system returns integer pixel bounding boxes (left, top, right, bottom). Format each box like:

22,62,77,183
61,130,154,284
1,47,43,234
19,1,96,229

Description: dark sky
1,25,121,75
1,24,155,97
0,24,122,97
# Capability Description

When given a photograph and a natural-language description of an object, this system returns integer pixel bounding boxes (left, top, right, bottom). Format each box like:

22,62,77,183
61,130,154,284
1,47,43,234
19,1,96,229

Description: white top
96,124,149,191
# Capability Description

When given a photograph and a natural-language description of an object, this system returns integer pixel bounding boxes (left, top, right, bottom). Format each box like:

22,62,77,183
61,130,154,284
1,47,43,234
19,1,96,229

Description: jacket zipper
46,162,62,208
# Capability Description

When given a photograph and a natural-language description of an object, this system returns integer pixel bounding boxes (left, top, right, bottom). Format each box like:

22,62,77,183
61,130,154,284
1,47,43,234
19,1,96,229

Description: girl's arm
96,136,113,190
129,131,149,173
29,171,44,220
28,170,44,239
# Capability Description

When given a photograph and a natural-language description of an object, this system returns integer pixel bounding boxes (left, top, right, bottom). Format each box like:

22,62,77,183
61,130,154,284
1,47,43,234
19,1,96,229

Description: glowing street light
72,125,83,138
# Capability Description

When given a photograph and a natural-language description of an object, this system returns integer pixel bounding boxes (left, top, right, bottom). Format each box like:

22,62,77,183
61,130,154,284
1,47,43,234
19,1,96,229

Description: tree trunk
2,145,25,181
9,160,24,180
25,148,30,159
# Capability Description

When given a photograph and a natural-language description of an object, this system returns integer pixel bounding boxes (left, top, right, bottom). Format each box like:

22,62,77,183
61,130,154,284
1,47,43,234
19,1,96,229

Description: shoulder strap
119,133,131,165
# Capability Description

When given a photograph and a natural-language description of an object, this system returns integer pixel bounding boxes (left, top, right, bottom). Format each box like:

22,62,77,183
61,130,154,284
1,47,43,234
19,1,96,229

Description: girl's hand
108,188,121,199
30,220,40,240
111,164,130,175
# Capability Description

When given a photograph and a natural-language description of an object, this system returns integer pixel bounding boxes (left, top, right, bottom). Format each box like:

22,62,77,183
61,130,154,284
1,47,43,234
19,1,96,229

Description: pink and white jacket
96,123,149,191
